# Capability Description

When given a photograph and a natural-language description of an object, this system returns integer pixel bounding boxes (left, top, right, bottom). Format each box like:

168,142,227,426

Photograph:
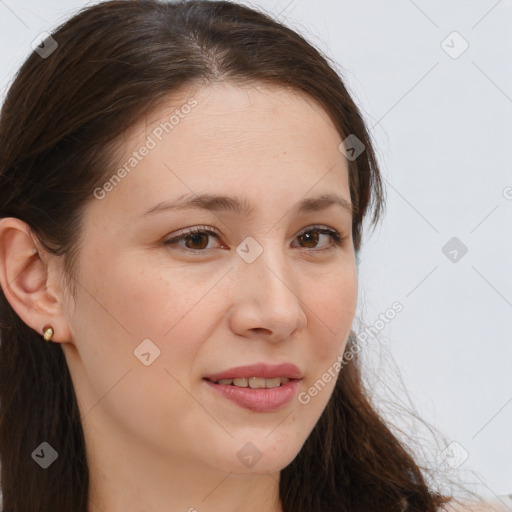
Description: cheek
95,254,221,337
296,265,356,416
69,258,225,453
70,252,219,396
308,266,357,358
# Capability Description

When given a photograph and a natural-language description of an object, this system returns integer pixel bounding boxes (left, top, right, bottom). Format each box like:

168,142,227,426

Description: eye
163,226,225,252
293,225,343,250
163,226,344,254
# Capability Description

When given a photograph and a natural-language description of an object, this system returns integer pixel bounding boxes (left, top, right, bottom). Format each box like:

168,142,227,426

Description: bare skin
0,82,357,512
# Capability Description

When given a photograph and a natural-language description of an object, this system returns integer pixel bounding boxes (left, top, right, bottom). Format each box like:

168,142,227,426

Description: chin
209,437,304,476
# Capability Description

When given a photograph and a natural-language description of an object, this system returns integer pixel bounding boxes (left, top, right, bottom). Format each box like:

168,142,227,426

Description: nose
227,247,308,342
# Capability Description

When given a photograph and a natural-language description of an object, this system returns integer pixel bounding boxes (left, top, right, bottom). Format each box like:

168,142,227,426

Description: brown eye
163,227,223,252
293,227,343,250
164,226,343,253
297,230,319,248
183,232,210,250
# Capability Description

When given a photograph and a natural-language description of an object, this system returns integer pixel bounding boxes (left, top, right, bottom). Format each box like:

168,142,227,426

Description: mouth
205,376,294,388
204,362,303,382
202,363,303,413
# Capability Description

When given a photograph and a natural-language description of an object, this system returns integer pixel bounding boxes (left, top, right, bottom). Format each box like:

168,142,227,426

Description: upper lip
204,363,303,382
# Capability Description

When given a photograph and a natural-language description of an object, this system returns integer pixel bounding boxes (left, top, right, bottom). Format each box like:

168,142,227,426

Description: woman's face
62,82,358,475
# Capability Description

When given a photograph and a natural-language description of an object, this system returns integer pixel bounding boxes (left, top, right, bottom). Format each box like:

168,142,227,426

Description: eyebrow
136,192,353,219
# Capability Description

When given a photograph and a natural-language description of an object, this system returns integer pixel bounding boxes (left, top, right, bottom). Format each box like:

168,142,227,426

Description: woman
0,1,497,511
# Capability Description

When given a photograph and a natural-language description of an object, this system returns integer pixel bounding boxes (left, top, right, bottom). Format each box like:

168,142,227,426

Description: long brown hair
0,1,451,510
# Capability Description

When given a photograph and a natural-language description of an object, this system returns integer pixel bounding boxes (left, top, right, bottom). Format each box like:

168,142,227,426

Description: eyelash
162,224,344,254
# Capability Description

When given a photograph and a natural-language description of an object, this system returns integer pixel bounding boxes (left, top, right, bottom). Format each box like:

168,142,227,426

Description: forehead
89,82,351,222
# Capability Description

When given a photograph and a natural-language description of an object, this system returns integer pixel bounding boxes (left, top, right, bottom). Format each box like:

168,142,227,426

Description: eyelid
296,224,338,237
165,225,222,239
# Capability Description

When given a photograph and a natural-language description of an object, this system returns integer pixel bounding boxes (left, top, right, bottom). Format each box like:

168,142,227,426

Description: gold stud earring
42,324,54,342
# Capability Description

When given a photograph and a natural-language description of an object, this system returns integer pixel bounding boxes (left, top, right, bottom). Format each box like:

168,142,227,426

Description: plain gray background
0,0,510,503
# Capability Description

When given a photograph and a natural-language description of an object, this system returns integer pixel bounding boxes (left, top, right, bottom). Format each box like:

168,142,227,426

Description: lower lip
204,379,300,412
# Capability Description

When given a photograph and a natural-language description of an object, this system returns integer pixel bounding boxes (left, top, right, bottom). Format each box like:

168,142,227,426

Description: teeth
248,377,265,389
214,377,290,388
263,377,282,389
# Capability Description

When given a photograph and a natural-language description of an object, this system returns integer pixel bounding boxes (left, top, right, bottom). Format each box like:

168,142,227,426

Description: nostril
251,327,272,335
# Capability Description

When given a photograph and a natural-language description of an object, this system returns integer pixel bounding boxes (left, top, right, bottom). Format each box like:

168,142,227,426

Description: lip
204,379,300,412
204,363,303,382
203,363,302,413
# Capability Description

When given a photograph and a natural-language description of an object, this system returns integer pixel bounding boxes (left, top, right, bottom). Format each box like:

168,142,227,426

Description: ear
0,217,72,343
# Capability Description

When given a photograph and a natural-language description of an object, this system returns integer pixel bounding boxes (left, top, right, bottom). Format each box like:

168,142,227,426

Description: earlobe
0,217,71,343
